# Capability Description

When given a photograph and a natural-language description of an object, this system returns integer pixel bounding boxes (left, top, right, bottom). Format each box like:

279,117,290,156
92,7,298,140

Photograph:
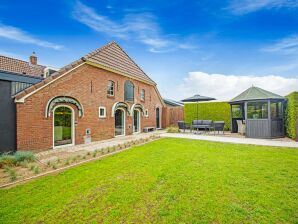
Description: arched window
124,80,134,102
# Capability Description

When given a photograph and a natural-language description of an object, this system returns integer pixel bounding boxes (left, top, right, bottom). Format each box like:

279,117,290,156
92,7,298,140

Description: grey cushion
202,120,212,125
192,120,203,125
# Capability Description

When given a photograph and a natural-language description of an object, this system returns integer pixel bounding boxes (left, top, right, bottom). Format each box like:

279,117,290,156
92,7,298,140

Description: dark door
156,108,160,129
0,80,16,152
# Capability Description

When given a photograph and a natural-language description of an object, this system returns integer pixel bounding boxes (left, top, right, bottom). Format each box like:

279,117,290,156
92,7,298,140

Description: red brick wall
162,106,184,128
16,64,164,151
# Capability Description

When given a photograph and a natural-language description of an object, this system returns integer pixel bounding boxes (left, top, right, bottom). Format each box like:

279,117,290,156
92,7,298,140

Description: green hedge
285,92,298,140
184,102,231,130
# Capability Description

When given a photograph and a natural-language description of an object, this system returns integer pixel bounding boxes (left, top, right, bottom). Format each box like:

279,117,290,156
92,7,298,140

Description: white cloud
72,1,195,53
227,0,298,15
261,35,298,54
0,24,62,50
172,71,298,101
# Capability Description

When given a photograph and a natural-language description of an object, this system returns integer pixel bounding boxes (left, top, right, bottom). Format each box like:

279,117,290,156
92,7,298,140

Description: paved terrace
161,133,298,148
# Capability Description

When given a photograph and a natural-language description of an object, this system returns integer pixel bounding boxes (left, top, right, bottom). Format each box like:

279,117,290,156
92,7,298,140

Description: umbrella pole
196,101,198,120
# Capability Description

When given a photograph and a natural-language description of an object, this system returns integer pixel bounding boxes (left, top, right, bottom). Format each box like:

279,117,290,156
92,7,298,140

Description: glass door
133,109,140,133
156,108,160,129
54,106,72,146
115,109,125,136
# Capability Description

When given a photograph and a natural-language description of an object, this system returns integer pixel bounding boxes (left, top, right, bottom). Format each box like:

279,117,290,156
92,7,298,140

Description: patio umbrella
181,94,216,120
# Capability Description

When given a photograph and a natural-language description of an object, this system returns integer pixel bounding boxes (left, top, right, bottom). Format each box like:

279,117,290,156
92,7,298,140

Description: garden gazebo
229,86,286,138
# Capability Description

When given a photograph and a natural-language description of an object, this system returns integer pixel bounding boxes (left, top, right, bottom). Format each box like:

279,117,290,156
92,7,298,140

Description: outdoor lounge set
178,120,225,134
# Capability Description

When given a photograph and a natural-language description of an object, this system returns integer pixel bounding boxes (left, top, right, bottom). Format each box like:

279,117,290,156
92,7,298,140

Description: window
99,106,106,118
140,89,145,101
145,109,149,117
231,105,243,118
270,101,282,119
107,80,114,96
247,102,268,119
124,80,134,101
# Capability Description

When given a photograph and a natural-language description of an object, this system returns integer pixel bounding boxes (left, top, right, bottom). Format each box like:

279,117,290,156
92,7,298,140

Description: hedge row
285,92,298,140
184,102,231,130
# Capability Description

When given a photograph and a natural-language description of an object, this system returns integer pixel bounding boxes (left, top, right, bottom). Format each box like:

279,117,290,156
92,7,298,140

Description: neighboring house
163,98,184,107
162,98,184,127
13,41,165,151
0,54,47,153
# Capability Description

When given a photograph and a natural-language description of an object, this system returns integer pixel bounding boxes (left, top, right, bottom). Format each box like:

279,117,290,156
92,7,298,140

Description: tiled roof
0,55,45,78
85,41,155,84
230,86,285,103
15,41,156,101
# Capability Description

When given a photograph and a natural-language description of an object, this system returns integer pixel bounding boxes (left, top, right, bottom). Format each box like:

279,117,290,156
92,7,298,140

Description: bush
184,102,231,130
0,154,17,168
166,126,180,133
5,167,17,182
0,151,35,168
285,92,298,139
14,151,35,163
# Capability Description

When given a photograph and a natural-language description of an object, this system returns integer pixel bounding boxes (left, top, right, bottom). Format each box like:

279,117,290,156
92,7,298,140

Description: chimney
29,52,37,65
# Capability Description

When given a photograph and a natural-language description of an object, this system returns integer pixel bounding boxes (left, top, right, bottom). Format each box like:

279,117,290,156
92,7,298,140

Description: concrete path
37,131,164,158
161,133,298,148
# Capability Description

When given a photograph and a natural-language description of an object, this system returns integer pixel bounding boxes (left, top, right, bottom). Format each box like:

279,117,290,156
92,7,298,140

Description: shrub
33,166,40,174
0,151,35,168
166,126,180,133
19,161,29,168
0,154,17,168
5,167,17,182
64,158,70,166
184,102,231,130
14,151,35,163
51,163,57,170
285,92,298,139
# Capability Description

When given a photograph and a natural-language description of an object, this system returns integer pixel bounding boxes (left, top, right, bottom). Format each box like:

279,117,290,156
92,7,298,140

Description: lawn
1,138,297,223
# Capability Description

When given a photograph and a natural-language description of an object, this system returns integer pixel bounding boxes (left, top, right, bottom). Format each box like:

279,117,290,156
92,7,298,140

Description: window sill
107,95,115,99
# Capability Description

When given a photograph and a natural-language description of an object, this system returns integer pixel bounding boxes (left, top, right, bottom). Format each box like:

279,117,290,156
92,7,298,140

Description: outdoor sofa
192,120,213,133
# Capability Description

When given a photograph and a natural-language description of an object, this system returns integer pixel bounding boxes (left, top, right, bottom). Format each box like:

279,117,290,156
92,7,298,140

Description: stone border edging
0,138,160,189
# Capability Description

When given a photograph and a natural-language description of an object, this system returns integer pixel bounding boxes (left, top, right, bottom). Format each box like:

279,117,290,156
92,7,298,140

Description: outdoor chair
237,120,245,135
178,121,191,132
213,121,225,134
192,120,213,134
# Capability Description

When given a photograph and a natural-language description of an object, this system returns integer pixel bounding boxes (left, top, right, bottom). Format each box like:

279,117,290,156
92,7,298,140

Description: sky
0,0,297,100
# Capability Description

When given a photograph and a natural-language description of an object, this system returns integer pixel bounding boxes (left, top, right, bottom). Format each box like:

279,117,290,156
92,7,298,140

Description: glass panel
141,89,145,101
271,101,282,119
54,107,72,146
232,104,243,118
115,109,124,136
124,81,134,101
133,110,139,133
107,81,114,96
156,108,160,128
247,102,268,119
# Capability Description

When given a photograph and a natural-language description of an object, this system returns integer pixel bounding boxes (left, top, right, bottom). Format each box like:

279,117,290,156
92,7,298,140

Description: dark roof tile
0,55,45,77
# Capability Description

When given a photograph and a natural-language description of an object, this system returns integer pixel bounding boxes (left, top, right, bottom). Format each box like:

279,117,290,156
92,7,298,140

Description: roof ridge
83,41,116,60
111,42,155,83
0,55,45,68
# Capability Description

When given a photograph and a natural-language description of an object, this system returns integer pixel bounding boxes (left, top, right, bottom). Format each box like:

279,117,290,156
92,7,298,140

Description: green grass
1,138,297,223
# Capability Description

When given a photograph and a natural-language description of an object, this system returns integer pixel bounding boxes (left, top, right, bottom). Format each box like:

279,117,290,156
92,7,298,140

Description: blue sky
0,0,298,100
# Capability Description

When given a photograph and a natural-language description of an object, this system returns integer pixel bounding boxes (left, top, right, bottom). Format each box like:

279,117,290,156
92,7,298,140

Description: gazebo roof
230,86,285,103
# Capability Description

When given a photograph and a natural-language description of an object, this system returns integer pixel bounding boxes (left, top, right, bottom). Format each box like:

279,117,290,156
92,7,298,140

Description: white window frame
99,106,106,118
145,109,149,117
107,80,114,96
140,89,145,101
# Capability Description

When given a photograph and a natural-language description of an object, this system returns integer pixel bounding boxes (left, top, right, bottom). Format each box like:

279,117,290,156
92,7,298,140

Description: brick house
13,41,165,151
